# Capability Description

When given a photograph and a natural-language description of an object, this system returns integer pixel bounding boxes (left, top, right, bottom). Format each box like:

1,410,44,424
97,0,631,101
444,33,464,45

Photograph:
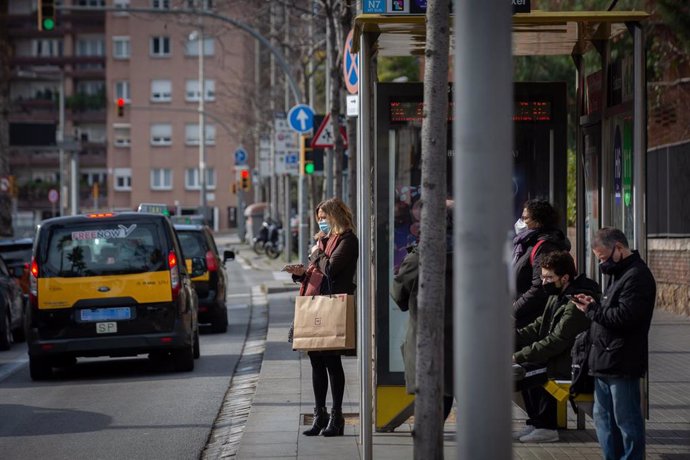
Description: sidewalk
218,231,690,459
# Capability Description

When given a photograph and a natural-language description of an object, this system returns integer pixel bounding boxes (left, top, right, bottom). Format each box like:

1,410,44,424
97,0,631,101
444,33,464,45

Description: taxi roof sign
137,203,170,216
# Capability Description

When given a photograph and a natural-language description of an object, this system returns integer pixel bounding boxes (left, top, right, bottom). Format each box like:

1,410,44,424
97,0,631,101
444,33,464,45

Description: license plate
96,322,117,334
80,307,132,322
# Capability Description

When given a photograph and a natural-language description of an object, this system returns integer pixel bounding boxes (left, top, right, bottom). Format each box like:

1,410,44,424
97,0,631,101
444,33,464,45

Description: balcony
9,92,106,123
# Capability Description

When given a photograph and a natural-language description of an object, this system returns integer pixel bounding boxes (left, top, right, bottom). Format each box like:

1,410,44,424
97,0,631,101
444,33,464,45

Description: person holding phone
284,197,358,437
571,227,656,460
513,251,600,443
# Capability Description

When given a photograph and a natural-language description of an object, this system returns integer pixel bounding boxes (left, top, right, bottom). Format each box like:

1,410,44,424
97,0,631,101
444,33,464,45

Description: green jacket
514,274,599,380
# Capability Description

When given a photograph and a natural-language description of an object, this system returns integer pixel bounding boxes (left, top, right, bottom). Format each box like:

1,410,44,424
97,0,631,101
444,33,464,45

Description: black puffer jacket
586,251,656,378
513,228,571,328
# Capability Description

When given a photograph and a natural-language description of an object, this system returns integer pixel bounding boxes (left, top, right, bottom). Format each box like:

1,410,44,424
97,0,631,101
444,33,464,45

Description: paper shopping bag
292,294,355,351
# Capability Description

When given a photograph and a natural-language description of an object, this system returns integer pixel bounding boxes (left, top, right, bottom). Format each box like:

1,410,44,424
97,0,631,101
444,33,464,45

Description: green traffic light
43,17,55,30
305,163,315,175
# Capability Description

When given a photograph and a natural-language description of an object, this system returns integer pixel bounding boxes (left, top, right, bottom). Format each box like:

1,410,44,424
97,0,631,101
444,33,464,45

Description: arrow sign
234,146,248,165
288,104,314,134
311,113,348,149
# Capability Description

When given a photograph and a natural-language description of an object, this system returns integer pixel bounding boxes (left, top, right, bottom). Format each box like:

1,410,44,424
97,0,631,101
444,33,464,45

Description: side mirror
190,257,206,278
223,250,235,262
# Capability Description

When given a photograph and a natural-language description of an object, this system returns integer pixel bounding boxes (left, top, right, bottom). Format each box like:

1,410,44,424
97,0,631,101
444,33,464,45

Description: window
76,37,104,57
150,79,172,102
185,79,215,101
113,168,132,191
113,125,131,147
150,123,172,146
76,80,105,95
114,80,130,102
114,0,130,15
113,36,130,59
32,39,63,57
187,0,213,9
151,0,170,8
185,124,215,145
78,0,106,5
150,36,171,57
151,169,172,190
185,168,216,190
185,37,214,56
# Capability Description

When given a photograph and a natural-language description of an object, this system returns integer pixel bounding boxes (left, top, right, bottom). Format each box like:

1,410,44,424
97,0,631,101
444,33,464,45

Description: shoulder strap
530,239,547,266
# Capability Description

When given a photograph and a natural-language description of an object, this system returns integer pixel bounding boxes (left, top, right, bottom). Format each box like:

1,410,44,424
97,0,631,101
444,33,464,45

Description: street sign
343,29,359,95
311,113,348,149
234,146,248,165
287,104,315,134
346,95,359,117
48,188,59,203
274,112,300,176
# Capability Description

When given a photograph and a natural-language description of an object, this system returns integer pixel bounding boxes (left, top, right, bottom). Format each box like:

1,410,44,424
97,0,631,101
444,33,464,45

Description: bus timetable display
389,100,552,123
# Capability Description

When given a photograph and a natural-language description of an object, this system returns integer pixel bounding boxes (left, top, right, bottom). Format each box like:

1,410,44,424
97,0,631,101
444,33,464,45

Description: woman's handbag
292,294,356,351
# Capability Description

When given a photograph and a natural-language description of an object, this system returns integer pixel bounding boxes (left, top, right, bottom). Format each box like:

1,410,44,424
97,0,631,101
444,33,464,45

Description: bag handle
530,239,547,266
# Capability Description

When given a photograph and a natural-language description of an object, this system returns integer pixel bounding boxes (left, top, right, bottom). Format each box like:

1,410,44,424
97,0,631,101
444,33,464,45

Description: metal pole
357,31,372,460
58,73,65,216
325,20,333,198
270,3,278,222
631,22,647,256
285,176,291,262
70,152,78,215
454,1,513,458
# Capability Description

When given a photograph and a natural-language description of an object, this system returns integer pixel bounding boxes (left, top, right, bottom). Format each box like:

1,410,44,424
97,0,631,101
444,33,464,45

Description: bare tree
415,0,450,458
0,0,12,236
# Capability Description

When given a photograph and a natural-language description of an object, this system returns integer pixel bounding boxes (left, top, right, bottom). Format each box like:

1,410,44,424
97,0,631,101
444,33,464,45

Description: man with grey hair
572,227,656,460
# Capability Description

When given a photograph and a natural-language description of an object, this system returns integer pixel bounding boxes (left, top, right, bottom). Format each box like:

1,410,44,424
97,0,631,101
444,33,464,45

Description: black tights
309,353,345,410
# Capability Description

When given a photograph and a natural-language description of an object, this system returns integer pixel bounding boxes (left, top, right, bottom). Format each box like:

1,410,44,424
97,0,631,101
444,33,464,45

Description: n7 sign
362,0,385,13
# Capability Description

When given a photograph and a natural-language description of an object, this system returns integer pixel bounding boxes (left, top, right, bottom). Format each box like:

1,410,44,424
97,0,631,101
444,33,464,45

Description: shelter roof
353,10,649,56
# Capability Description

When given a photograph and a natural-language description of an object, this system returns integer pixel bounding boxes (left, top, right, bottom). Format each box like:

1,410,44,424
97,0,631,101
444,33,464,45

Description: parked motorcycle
264,222,284,259
252,219,272,255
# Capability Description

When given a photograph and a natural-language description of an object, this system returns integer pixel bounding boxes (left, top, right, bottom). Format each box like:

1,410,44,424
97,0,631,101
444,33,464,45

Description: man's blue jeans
593,377,645,460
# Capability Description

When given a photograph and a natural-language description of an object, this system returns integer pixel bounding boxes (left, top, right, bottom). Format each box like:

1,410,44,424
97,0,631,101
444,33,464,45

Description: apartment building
7,0,108,232
106,0,256,230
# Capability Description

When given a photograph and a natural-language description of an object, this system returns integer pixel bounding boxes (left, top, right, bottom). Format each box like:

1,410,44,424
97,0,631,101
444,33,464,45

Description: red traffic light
240,169,250,179
117,98,125,107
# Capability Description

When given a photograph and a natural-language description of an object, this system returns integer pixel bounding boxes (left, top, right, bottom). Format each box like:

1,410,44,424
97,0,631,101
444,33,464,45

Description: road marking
0,357,28,383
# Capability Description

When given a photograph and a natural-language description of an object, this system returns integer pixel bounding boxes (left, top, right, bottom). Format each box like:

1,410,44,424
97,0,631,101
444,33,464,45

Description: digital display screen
390,100,552,123
389,101,454,123
513,100,552,122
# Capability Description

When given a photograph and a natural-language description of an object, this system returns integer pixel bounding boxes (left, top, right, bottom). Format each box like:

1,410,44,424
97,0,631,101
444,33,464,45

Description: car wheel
29,355,52,380
193,329,200,359
12,325,25,343
211,308,228,333
172,343,194,372
0,310,11,351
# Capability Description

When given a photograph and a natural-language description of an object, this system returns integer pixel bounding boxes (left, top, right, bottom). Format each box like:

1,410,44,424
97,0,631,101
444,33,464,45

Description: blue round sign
287,104,314,134
234,147,247,165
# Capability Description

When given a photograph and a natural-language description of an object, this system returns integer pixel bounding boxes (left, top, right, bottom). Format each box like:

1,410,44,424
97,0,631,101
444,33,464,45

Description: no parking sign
343,29,359,95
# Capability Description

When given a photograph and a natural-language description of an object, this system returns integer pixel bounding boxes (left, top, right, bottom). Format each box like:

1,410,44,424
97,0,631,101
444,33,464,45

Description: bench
542,380,593,430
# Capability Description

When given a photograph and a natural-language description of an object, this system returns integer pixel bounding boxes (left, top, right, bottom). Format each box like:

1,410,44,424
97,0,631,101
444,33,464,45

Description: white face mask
514,218,528,235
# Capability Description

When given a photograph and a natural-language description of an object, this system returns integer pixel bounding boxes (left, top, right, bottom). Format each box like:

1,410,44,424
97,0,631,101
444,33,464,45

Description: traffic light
300,134,314,175
38,0,56,31
304,158,314,175
240,169,250,191
116,98,125,117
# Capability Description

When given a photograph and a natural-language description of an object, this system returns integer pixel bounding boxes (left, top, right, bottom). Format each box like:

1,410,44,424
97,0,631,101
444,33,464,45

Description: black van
26,212,200,380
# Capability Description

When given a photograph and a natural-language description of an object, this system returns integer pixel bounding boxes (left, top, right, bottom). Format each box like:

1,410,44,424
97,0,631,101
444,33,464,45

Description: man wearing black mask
572,227,656,460
513,251,599,443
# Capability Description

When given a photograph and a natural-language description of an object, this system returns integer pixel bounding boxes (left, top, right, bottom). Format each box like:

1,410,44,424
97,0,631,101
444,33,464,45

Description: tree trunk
415,0,450,458
0,1,12,236
338,2,357,219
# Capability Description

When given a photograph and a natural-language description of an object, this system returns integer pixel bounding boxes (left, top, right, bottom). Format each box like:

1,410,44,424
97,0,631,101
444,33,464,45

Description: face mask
599,247,619,275
542,281,561,296
318,220,331,234
514,218,528,235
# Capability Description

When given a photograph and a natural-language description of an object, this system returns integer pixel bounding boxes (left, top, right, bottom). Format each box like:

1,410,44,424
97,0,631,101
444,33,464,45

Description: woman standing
512,199,570,329
285,197,359,437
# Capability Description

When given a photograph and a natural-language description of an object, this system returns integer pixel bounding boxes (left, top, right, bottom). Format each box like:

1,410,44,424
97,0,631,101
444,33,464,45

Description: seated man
513,251,600,443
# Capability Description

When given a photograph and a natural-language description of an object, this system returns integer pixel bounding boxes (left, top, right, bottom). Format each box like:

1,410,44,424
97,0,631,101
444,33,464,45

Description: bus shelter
352,8,649,441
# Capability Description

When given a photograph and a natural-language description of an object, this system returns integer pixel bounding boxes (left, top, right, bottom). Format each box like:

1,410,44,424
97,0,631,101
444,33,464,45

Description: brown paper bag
292,294,355,351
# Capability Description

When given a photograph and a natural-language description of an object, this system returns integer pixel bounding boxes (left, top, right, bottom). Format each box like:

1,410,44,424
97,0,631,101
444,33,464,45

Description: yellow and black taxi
26,212,200,380
173,224,228,333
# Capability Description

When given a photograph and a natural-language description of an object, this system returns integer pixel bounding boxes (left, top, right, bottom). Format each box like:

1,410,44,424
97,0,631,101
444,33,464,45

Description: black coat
513,228,571,329
586,251,656,378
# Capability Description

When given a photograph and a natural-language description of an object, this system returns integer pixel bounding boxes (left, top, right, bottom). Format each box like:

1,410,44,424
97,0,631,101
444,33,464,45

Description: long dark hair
523,199,559,228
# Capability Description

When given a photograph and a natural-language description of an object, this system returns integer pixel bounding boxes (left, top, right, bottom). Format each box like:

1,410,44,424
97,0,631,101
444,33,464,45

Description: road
0,255,263,460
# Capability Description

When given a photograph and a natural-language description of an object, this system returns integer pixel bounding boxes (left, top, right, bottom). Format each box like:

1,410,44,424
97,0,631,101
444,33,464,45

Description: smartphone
281,264,304,272
565,294,578,303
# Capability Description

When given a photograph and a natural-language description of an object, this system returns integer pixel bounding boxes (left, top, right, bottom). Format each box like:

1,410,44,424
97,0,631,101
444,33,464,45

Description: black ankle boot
303,407,328,436
322,408,344,437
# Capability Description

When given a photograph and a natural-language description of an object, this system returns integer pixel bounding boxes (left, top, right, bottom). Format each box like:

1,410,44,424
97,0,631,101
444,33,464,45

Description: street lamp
189,29,207,223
